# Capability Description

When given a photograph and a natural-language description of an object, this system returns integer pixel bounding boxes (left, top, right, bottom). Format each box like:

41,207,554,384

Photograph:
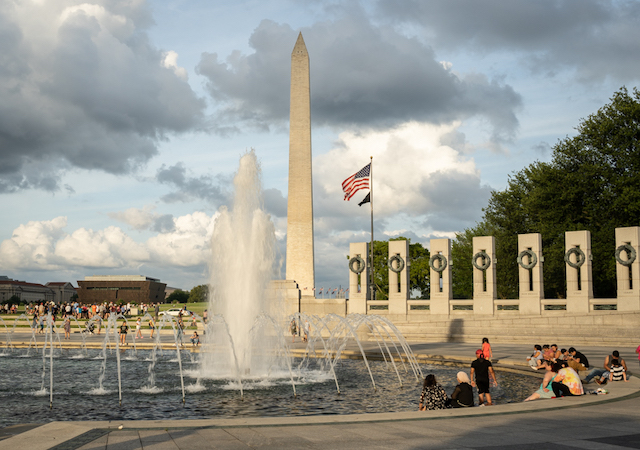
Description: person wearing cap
471,349,498,406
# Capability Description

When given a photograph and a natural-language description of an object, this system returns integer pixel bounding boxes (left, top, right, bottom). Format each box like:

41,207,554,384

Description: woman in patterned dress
419,374,449,410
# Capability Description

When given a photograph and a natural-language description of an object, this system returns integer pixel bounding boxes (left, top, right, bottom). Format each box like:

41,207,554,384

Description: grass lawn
161,302,208,316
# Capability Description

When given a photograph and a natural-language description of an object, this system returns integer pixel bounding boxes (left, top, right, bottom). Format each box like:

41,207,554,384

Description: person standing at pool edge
471,349,498,406
119,321,128,345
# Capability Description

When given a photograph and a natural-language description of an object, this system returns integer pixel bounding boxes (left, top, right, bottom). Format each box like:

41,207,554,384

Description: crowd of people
5,301,182,341
419,338,637,410
2,303,19,314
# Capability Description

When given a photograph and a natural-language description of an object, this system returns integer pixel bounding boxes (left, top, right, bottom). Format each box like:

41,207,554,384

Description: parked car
159,308,193,317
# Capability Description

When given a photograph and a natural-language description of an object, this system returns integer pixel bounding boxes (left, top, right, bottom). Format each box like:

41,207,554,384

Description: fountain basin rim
11,379,639,438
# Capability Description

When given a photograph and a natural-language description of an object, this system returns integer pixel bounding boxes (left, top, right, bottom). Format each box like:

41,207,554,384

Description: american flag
342,163,370,201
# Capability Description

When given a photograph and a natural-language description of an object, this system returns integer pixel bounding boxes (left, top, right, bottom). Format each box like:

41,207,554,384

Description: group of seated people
524,347,629,401
526,344,572,369
418,372,475,410
419,347,631,410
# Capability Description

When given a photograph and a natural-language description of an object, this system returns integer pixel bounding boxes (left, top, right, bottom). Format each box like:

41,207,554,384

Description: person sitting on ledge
551,362,584,397
419,374,449,411
585,350,628,384
597,358,629,384
191,331,200,347
524,360,557,401
448,372,474,408
567,347,590,372
550,344,561,362
542,345,554,361
527,345,543,369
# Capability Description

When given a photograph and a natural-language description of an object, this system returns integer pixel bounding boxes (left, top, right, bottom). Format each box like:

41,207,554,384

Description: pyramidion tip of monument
293,32,308,54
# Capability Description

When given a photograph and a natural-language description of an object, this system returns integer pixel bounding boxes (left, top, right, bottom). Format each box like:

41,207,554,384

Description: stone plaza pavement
1,341,640,450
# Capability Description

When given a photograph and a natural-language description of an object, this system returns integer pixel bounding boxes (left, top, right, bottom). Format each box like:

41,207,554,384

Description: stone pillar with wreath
348,242,370,314
615,226,640,311
429,238,452,314
517,233,544,314
565,230,593,313
472,236,497,314
388,240,409,316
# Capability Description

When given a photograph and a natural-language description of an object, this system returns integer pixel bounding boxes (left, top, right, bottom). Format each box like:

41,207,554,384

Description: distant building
77,275,167,305
0,279,55,304
45,282,77,304
165,286,181,298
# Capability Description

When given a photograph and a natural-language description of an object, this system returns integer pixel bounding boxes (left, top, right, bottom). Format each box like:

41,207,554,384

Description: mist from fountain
199,150,279,379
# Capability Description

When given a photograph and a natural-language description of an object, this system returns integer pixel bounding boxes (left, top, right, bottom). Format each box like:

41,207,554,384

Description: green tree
188,285,209,303
1,294,22,305
167,289,190,304
453,87,640,299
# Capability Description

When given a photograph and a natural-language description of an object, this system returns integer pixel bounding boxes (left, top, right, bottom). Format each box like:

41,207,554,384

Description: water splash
201,150,278,377
136,386,164,394
89,387,112,396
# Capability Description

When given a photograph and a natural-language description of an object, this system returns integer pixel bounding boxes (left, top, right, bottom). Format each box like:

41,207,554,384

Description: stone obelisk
286,33,315,296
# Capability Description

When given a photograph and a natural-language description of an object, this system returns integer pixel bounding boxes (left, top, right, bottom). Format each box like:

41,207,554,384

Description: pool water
0,349,539,427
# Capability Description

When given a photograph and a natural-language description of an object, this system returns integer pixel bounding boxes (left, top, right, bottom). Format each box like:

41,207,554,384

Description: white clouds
0,217,68,270
163,50,189,81
55,226,149,268
108,205,158,230
147,211,217,266
315,121,489,220
0,0,204,193
108,205,176,232
0,212,218,272
59,3,133,39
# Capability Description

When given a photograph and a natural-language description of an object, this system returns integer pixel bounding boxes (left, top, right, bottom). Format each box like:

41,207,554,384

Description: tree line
451,87,640,299
166,284,209,304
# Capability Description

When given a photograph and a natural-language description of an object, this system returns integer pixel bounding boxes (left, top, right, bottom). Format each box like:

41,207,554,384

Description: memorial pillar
615,226,640,311
473,236,496,314
348,242,370,314
565,230,592,313
517,233,544,315
388,240,409,317
429,238,452,315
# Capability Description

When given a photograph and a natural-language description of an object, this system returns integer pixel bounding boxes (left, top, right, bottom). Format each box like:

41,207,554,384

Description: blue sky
1,0,639,292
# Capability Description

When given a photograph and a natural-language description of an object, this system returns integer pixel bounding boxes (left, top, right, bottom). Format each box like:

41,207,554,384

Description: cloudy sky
1,0,639,293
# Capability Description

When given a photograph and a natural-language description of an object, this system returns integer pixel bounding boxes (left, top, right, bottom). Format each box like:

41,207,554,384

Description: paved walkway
1,341,640,450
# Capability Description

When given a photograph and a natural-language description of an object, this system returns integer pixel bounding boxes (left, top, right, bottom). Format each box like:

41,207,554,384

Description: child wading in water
482,337,493,361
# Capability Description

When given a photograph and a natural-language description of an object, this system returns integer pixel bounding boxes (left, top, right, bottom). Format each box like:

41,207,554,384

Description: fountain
0,151,539,427
192,150,425,396
199,150,279,379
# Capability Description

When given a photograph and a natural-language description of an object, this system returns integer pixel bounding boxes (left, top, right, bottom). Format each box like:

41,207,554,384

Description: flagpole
369,156,374,301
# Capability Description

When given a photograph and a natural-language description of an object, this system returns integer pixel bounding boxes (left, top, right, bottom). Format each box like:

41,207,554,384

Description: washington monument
286,33,315,296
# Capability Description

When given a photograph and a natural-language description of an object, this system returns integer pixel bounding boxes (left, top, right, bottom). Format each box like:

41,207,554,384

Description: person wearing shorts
471,349,498,406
